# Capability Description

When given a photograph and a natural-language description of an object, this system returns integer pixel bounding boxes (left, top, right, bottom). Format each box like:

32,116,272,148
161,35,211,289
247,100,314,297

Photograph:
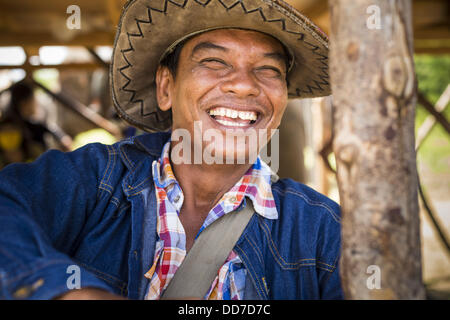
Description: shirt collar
152,141,278,220
152,142,177,189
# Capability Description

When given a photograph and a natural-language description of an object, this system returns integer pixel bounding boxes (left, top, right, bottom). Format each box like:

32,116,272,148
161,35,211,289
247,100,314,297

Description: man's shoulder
271,178,341,226
252,178,341,274
63,131,170,166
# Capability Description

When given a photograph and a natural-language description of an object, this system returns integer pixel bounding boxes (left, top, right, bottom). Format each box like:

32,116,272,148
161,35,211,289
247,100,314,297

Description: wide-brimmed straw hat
111,0,330,132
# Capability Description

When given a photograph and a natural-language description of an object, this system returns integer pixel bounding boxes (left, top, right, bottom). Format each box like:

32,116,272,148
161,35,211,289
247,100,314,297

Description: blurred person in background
0,81,73,167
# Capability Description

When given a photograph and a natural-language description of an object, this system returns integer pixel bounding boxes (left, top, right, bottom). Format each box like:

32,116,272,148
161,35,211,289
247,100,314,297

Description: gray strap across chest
161,200,255,299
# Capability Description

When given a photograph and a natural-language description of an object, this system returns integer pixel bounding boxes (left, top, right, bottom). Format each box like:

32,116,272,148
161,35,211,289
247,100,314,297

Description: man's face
157,28,289,164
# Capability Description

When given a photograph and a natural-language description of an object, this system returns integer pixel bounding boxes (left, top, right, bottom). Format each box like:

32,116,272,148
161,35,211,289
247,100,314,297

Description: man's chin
170,119,272,166
201,145,259,166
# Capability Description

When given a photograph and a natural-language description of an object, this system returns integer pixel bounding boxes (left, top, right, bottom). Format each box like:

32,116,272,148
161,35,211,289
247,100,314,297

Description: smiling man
155,29,290,255
0,0,342,300
158,29,288,170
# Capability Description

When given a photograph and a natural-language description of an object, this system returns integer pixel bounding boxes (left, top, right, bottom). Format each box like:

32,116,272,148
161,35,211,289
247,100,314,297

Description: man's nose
220,68,261,98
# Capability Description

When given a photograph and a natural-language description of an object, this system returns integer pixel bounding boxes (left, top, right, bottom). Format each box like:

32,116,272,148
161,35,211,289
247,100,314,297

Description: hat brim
111,0,330,132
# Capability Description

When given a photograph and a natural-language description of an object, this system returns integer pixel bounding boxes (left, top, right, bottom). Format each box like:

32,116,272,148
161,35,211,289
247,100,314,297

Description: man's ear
156,65,173,112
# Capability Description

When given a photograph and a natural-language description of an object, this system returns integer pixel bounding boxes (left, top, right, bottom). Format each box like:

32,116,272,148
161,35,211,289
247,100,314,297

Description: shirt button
229,196,237,203
174,195,180,203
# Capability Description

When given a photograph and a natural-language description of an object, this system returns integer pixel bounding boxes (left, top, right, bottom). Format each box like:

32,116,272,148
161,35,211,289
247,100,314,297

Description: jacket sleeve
319,255,344,299
317,203,344,300
0,146,114,299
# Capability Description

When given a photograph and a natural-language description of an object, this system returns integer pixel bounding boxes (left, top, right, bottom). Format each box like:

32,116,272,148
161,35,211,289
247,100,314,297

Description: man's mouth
207,107,259,128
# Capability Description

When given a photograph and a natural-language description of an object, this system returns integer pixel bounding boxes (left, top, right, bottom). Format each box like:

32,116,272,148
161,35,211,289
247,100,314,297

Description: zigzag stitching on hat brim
113,0,330,130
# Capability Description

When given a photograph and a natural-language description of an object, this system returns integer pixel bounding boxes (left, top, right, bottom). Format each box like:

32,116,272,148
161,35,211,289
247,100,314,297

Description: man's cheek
273,100,288,127
267,110,285,131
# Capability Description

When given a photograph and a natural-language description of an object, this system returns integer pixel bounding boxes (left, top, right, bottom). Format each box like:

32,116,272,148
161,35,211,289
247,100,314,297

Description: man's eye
255,66,283,78
200,58,228,69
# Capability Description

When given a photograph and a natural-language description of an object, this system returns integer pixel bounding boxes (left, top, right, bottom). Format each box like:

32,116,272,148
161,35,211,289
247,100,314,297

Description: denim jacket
0,132,343,300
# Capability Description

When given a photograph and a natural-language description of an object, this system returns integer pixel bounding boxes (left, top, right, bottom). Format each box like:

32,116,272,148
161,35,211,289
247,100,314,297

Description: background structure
0,0,448,299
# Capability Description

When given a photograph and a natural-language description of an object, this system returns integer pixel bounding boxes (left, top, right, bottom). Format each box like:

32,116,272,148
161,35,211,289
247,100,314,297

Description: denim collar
116,132,171,196
117,132,171,170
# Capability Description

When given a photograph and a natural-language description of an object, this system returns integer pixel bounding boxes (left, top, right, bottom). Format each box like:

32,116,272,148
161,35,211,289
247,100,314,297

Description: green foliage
414,55,450,173
415,55,450,104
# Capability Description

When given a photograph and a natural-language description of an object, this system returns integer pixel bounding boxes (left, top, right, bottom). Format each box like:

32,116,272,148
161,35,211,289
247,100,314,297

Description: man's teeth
215,119,248,127
208,107,257,121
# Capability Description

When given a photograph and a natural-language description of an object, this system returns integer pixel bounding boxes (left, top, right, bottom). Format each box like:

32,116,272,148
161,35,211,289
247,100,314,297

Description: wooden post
328,0,426,299
31,79,122,139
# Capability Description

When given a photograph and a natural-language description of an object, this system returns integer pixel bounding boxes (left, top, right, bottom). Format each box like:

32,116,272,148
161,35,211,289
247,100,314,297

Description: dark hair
10,81,34,108
159,41,186,79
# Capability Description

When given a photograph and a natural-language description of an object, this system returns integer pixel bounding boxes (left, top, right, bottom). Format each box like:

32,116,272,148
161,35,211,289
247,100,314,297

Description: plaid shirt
144,142,277,300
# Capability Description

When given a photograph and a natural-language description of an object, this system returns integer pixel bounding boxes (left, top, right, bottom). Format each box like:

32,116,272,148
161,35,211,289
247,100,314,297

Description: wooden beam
414,25,450,40
417,91,450,135
105,0,122,26
301,0,329,19
31,79,122,138
416,85,450,150
86,48,110,69
0,63,103,72
417,176,450,257
414,46,450,54
0,31,115,47
412,0,449,26
0,0,113,13
414,38,450,54
0,12,112,32
289,0,318,12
